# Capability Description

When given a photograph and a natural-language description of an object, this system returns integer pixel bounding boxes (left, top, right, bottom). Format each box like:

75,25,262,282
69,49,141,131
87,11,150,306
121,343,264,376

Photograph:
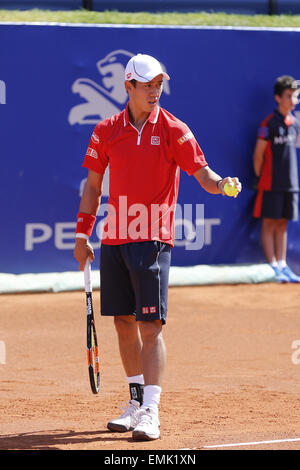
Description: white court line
204,437,300,449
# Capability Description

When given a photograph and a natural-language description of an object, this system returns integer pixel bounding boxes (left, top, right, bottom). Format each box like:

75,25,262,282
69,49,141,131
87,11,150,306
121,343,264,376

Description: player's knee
139,320,163,344
263,218,276,229
263,218,286,231
114,315,136,335
277,218,288,230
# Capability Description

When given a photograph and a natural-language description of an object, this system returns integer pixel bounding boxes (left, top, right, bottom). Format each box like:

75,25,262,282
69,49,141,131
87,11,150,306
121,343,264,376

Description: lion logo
68,49,170,125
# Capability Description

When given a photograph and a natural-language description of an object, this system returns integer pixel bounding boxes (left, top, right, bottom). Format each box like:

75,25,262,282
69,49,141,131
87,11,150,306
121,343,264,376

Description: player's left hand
219,177,242,198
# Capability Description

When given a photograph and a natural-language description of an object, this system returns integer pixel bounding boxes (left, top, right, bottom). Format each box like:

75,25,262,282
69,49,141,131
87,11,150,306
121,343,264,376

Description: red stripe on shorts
253,189,264,218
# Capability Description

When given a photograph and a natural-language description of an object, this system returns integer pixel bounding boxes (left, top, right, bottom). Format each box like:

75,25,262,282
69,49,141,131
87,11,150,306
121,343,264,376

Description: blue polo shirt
257,109,300,192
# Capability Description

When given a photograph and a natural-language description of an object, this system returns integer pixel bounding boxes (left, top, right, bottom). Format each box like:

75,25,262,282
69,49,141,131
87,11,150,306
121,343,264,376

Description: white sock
270,261,278,268
278,260,287,270
142,385,161,413
126,374,144,385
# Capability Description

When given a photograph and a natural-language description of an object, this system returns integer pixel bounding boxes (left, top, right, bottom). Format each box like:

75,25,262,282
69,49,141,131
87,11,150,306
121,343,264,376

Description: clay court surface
1,282,300,451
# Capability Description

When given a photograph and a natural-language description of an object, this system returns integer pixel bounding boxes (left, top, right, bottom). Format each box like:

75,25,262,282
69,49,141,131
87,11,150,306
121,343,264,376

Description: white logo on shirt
87,147,98,159
274,134,295,145
177,131,193,145
151,136,160,145
91,132,100,144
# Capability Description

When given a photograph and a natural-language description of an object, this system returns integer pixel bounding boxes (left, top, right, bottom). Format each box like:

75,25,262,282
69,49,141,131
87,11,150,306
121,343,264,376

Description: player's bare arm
253,138,268,177
79,170,103,214
74,170,103,270
193,166,242,196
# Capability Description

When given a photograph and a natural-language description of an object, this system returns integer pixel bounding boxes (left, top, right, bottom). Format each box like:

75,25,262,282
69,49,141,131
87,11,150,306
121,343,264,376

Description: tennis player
74,53,242,441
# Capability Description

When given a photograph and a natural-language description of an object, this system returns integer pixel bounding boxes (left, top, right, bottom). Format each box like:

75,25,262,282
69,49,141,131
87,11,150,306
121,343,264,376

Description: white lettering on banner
201,218,221,245
25,223,53,251
174,218,221,249
24,217,221,251
55,222,77,249
174,203,204,250
25,222,101,251
0,80,6,104
174,204,220,249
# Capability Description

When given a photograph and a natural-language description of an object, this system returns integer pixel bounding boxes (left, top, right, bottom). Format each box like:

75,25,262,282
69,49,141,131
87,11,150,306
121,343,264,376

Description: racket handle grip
84,259,92,293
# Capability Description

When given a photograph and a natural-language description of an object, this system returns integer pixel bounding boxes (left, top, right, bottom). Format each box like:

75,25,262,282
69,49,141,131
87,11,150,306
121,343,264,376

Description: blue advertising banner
1,23,300,273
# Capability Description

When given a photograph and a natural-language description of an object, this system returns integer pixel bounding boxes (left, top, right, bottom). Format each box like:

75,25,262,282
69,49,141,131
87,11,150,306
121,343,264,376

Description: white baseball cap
124,54,170,83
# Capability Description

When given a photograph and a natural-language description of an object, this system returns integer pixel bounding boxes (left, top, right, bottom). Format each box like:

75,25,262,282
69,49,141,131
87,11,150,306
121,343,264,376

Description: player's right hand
219,176,242,198
73,238,95,271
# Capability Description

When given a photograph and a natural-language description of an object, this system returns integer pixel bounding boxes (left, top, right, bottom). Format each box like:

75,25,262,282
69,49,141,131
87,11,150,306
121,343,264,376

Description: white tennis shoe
132,407,160,441
107,399,140,432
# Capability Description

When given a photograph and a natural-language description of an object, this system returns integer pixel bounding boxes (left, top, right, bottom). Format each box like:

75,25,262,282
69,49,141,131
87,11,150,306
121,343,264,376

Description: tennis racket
84,259,100,394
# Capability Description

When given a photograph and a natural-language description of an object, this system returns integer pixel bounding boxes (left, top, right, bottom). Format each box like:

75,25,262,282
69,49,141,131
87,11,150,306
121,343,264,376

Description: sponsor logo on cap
126,72,132,79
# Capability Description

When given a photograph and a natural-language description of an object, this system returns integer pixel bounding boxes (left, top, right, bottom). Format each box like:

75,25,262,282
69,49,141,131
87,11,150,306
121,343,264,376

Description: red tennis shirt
82,104,208,246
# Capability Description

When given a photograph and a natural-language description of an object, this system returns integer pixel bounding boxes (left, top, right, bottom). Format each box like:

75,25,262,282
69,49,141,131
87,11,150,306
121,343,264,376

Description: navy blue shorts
100,241,171,324
254,190,299,220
